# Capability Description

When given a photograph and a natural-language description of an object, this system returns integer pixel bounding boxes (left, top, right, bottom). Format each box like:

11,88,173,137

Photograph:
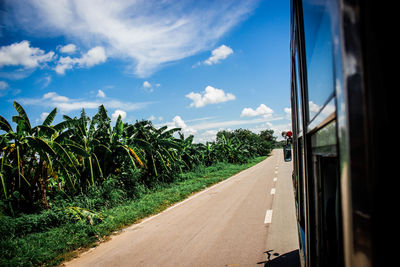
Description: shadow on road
257,249,300,267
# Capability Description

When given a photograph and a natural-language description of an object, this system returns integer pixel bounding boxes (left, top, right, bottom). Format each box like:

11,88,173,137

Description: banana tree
0,102,55,210
32,108,81,193
0,102,33,199
0,103,83,211
61,109,104,188
129,121,182,184
0,121,14,200
90,105,145,178
176,133,200,171
62,106,144,187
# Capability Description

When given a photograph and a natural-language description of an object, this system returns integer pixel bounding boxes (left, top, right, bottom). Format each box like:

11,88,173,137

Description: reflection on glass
308,97,336,131
302,0,334,121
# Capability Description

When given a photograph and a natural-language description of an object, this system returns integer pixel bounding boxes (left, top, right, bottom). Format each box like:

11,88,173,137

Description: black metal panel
356,1,396,266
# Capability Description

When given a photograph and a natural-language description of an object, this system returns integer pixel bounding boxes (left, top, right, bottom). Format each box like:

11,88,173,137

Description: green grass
0,156,266,266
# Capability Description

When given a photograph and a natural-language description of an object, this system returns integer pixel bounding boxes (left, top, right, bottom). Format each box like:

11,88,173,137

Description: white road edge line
264,209,273,224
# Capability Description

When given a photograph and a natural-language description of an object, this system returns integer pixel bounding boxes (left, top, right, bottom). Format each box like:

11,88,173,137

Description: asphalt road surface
64,149,299,267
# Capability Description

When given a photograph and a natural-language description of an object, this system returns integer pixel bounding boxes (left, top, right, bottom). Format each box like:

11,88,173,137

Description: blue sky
0,0,291,142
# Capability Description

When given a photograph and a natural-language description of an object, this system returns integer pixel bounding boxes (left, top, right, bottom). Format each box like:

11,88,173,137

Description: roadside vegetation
0,102,277,266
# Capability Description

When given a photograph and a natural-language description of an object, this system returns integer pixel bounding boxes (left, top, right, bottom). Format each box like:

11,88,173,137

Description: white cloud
167,115,283,133
40,112,49,122
6,0,257,77
186,85,235,108
18,92,150,112
59,44,77,54
194,130,219,143
41,75,52,88
308,101,335,118
241,104,274,118
56,101,102,111
55,46,107,74
172,116,197,135
112,109,127,120
284,107,291,119
0,81,9,90
308,101,320,115
158,113,289,143
54,57,73,74
0,41,54,68
267,122,292,141
190,117,280,131
148,115,163,122
142,81,154,93
204,45,233,65
97,89,106,98
162,116,197,136
143,81,151,88
80,46,107,67
172,115,187,129
43,91,70,102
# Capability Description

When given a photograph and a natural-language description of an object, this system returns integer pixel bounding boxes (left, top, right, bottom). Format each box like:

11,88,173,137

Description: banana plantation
0,102,276,215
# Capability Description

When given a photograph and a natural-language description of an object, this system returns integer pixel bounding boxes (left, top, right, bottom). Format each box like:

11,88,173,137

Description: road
64,149,299,267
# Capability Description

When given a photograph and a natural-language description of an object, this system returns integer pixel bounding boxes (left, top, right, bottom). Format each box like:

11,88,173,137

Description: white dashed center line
264,209,273,224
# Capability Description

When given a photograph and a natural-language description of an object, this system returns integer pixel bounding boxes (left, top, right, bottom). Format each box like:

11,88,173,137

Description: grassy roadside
0,156,266,266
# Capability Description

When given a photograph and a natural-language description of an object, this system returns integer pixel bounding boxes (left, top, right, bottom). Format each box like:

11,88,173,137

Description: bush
0,209,69,240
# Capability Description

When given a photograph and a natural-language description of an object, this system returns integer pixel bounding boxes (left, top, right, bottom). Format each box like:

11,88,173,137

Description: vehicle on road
290,0,393,266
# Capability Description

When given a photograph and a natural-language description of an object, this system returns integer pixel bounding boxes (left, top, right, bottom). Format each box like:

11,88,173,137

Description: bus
289,0,393,266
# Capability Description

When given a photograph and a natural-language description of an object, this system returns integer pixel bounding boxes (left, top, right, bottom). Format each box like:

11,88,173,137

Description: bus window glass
302,0,334,121
295,52,303,133
311,120,342,266
297,137,305,229
308,97,336,131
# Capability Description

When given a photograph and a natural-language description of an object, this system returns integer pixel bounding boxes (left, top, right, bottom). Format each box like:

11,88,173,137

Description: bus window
295,51,303,133
297,137,305,230
302,0,335,121
311,120,343,266
293,135,306,261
